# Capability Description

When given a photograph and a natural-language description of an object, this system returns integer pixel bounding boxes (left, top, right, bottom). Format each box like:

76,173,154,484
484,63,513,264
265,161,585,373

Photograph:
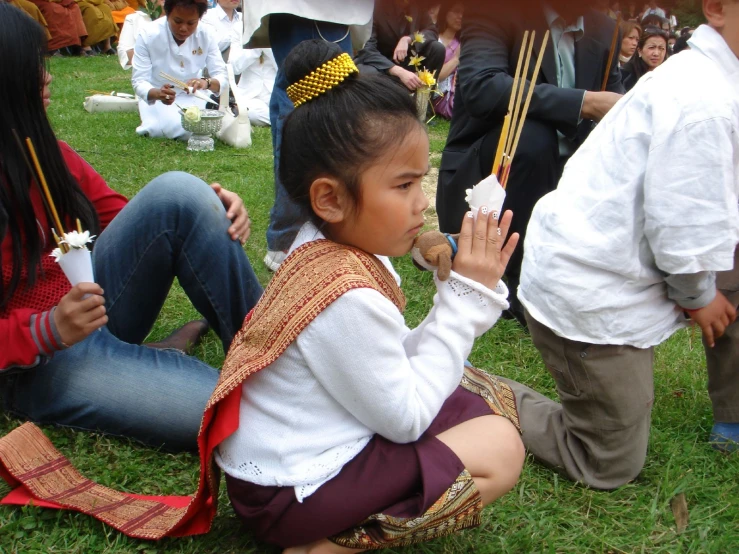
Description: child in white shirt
515,0,739,491
214,39,524,553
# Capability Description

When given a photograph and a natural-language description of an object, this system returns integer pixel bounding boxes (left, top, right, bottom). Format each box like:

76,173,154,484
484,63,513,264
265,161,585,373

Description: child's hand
53,283,108,347
688,291,737,347
452,208,519,290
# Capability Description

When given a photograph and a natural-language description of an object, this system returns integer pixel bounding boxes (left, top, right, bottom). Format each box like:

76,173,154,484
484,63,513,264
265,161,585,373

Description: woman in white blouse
132,0,227,139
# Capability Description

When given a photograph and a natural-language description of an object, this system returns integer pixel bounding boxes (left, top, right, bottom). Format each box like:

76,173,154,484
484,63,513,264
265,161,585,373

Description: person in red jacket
0,3,262,451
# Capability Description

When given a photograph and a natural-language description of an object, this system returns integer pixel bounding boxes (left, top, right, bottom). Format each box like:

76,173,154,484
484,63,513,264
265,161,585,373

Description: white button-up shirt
520,24,739,348
132,17,227,103
201,4,241,53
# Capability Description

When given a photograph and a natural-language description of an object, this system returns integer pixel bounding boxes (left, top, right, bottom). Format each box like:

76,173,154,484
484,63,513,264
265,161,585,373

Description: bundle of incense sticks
491,29,550,189
159,71,214,104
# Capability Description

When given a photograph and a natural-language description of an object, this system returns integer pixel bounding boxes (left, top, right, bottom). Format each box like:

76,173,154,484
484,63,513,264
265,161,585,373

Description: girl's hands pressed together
452,208,519,290
53,283,108,347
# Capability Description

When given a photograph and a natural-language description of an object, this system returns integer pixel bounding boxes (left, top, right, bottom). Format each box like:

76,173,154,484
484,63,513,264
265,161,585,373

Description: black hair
622,26,668,91
164,0,207,18
279,40,423,223
0,4,99,306
673,34,691,54
438,1,464,35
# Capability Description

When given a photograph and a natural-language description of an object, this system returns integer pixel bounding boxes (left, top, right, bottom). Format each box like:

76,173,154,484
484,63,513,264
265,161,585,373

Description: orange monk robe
75,0,117,46
9,0,52,39
106,0,136,27
125,0,144,9
27,0,87,51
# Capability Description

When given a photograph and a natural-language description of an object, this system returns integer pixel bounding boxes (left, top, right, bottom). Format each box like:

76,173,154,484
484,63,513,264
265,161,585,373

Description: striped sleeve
1,308,67,371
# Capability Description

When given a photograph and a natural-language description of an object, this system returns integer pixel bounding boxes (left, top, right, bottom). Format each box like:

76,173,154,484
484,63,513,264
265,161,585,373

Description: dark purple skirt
224,386,494,548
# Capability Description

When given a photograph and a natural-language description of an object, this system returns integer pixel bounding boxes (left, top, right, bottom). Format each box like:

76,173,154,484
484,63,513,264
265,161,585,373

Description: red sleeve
59,141,128,230
0,308,64,371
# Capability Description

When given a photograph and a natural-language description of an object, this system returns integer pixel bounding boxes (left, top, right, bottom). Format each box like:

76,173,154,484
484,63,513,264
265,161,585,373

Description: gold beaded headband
286,53,359,107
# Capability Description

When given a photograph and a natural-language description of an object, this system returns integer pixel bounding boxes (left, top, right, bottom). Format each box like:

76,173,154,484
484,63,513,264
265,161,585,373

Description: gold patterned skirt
224,366,519,550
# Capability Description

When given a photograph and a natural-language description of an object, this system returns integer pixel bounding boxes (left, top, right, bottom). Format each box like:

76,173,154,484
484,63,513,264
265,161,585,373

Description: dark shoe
145,319,210,355
104,48,116,56
84,49,97,57
710,423,739,453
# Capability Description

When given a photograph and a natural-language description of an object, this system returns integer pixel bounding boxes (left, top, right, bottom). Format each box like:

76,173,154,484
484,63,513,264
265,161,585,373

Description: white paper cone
57,248,95,286
468,174,506,222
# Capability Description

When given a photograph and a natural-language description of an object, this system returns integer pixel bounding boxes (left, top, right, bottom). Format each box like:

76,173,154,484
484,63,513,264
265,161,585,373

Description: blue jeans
266,14,353,252
0,172,263,451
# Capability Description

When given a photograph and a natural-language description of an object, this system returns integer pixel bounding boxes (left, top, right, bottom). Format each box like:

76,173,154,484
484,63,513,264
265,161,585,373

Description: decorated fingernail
481,206,489,215
466,211,474,218
496,228,502,236
492,211,499,220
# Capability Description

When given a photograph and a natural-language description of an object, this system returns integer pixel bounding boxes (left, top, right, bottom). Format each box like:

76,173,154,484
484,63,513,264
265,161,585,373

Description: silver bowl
181,109,225,152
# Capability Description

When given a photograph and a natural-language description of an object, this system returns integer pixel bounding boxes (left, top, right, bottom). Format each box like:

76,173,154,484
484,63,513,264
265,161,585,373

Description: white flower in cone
61,230,96,250
50,248,64,261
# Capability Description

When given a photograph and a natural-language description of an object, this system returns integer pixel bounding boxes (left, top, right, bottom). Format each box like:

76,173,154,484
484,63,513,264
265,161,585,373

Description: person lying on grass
0,2,262,452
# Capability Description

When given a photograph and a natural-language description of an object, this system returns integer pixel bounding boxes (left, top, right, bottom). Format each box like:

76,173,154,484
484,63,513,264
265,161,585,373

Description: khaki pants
503,248,739,490
706,248,739,423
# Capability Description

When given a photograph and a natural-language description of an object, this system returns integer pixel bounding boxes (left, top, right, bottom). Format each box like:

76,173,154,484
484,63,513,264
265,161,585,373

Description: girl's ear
310,177,350,223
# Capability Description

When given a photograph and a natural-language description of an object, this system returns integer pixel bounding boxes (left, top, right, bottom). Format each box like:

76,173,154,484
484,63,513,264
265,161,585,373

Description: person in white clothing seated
235,48,276,126
200,0,276,126
132,0,226,139
214,40,524,553
117,0,164,70
201,0,241,62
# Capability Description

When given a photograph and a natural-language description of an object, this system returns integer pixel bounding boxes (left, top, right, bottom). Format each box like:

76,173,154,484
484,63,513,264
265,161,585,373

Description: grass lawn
1,56,737,554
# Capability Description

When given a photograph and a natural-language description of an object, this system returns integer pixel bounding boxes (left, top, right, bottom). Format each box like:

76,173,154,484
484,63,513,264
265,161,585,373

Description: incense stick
25,138,69,252
602,14,621,91
503,30,550,189
11,129,56,228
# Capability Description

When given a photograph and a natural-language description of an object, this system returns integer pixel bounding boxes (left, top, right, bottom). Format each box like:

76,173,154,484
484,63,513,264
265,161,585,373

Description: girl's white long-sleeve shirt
215,224,509,502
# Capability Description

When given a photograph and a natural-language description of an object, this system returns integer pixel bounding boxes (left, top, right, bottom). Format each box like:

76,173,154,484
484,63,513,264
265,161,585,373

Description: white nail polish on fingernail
481,206,489,215
466,211,474,218
493,211,499,219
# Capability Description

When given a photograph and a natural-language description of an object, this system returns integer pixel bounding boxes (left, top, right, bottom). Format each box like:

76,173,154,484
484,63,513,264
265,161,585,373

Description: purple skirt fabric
224,386,494,548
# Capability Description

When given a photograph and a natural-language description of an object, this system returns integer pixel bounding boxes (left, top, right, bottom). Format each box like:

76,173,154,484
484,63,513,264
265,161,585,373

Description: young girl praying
213,40,524,553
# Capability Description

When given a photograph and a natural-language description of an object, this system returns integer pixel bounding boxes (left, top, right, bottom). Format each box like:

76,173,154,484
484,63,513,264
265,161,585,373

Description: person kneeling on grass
507,0,739,492
0,3,263,453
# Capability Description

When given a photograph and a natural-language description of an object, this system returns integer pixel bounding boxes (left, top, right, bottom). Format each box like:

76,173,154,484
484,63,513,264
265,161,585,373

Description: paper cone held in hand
465,174,506,221
50,230,96,286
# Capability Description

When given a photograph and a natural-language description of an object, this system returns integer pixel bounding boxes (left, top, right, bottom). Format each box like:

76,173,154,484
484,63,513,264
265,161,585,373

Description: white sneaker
263,250,287,272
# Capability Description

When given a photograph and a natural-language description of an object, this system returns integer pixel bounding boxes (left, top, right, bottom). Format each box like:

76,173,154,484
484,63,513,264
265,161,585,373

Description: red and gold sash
0,240,405,539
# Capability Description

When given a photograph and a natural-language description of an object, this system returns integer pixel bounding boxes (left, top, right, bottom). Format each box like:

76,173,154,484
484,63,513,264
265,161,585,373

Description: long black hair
0,4,99,306
279,40,422,221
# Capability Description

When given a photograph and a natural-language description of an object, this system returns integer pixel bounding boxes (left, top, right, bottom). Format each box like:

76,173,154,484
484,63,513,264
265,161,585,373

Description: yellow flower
412,31,425,44
417,69,436,87
405,15,413,23
408,55,426,67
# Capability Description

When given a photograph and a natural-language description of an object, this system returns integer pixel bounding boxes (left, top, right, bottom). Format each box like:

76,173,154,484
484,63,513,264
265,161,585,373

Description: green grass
1,56,737,554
